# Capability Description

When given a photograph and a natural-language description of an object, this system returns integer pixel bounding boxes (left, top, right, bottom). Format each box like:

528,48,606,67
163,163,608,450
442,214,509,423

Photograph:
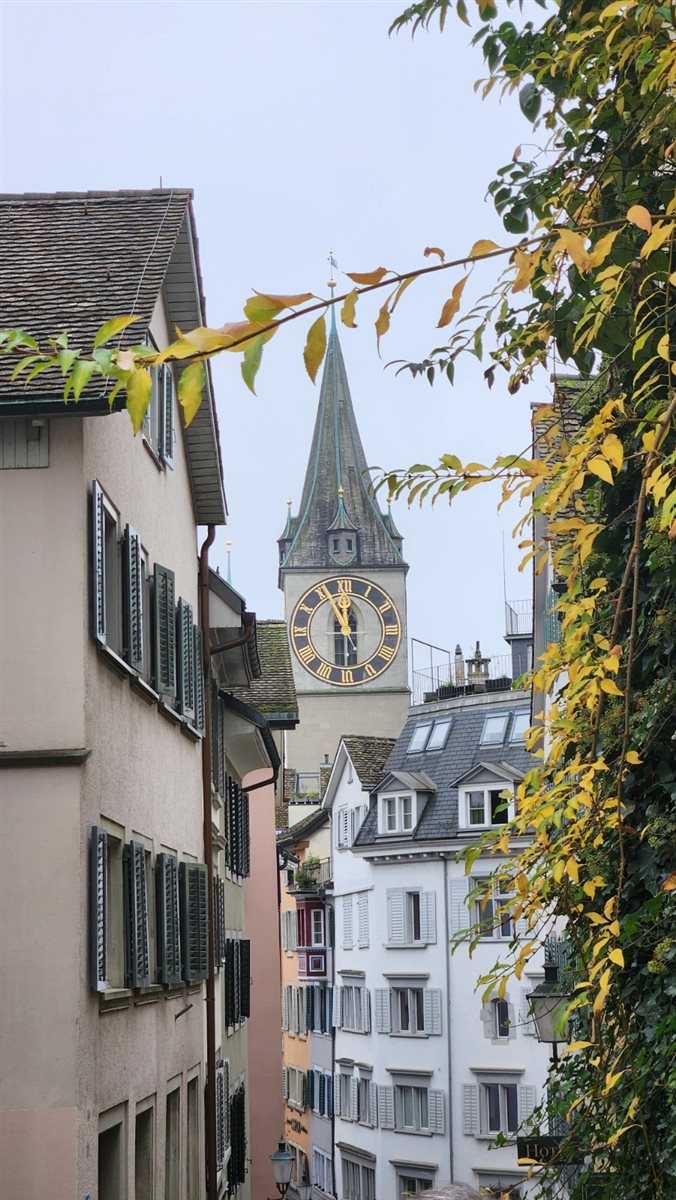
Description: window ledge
187,982,203,994
97,642,136,680
384,943,428,951
393,1129,433,1138
99,988,133,1012
134,984,164,1006
142,436,164,472
165,983,187,999
390,1032,430,1039
181,722,203,743
158,700,183,726
130,675,160,706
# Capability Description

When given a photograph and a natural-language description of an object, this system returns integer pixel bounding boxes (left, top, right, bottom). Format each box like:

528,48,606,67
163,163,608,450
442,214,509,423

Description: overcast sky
1,0,549,679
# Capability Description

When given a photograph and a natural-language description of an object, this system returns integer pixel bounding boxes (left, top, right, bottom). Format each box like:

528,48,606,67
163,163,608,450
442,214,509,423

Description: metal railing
505,598,533,637
412,652,515,706
291,857,332,890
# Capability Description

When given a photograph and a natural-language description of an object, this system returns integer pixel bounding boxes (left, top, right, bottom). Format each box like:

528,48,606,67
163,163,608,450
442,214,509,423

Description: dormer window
510,711,530,743
480,714,509,745
328,530,357,566
407,718,452,754
379,793,415,836
461,785,514,829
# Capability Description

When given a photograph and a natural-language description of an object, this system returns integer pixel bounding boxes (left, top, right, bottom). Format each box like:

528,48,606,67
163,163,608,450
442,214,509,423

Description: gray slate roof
229,619,298,727
0,189,226,523
342,735,397,791
355,693,532,845
279,320,406,570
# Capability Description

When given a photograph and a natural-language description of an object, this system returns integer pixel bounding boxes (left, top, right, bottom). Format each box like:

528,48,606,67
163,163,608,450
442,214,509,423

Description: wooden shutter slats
89,826,108,991
177,598,195,720
156,853,181,985
91,482,106,644
124,840,150,989
123,524,144,672
179,862,209,982
154,564,176,699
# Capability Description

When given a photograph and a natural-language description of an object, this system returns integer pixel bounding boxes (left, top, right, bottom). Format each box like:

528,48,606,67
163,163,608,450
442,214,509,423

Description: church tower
279,313,409,788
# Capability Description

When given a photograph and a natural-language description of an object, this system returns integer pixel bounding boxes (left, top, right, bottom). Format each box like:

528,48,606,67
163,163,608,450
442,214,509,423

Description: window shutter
222,1059,230,1151
240,939,251,1018
360,987,371,1033
462,1084,479,1135
521,988,536,1035
177,598,195,720
519,1085,538,1128
234,939,242,1023
179,862,209,982
326,1072,333,1118
216,1061,227,1169
280,912,288,953
161,365,175,467
375,988,391,1033
213,874,226,969
281,986,289,1031
299,985,307,1037
334,1074,342,1118
282,1067,289,1101
342,896,354,949
448,879,471,934
306,1069,315,1111
387,889,406,945
291,986,299,1035
349,1077,359,1122
318,1071,325,1115
89,826,108,991
305,985,313,1029
514,912,529,938
194,627,205,734
122,524,144,672
357,893,369,948
377,1085,395,1130
369,1081,378,1127
424,988,443,1036
156,852,181,985
242,790,250,877
91,481,106,644
420,891,437,944
153,564,176,699
124,841,150,988
332,986,343,1028
429,1089,446,1134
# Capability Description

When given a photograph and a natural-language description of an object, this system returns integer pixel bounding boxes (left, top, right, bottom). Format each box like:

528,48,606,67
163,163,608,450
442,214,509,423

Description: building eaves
228,619,298,729
220,691,280,779
277,805,329,849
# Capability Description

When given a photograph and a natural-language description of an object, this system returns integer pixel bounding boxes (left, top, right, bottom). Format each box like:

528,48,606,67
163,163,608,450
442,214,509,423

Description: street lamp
527,959,570,1064
270,1138,294,1199
297,1180,312,1200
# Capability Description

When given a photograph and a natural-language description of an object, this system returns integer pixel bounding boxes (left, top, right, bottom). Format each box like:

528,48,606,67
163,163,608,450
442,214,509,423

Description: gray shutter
124,841,150,989
281,986,289,1031
375,988,391,1033
216,1062,226,1169
515,911,529,938
429,1089,446,1134
343,896,353,949
519,1085,538,1128
350,1077,359,1122
387,890,406,945
421,891,437,944
161,365,175,467
177,598,195,721
194,627,205,734
153,564,176,699
156,852,181,985
223,1059,230,1150
280,912,288,953
377,1085,394,1130
89,826,108,991
521,987,536,1035
448,879,471,934
334,1074,342,1118
424,988,443,1036
91,481,106,644
369,1080,378,1127
213,874,226,969
360,987,371,1033
357,893,369,948
122,524,143,672
282,1067,289,1101
240,939,251,1019
462,1084,479,1135
332,986,342,1028
179,862,209,982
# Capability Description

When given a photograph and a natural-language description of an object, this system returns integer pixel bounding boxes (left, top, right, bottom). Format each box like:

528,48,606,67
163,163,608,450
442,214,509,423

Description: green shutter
123,524,144,672
161,365,175,468
91,482,106,644
89,826,108,991
153,564,176,699
240,939,251,1019
242,790,250,877
177,599,195,721
179,862,209,982
213,874,226,969
194,626,205,734
156,853,181,985
124,841,150,988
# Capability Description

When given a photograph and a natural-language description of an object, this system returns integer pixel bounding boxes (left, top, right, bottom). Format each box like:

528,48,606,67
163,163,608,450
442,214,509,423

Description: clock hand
325,590,351,635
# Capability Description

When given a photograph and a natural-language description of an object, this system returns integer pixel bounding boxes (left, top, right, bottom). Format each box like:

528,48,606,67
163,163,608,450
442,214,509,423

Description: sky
0,0,550,676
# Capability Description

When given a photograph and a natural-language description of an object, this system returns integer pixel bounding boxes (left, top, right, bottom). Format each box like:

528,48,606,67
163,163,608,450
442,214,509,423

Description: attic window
480,714,509,745
510,711,529,743
379,794,416,836
407,719,452,754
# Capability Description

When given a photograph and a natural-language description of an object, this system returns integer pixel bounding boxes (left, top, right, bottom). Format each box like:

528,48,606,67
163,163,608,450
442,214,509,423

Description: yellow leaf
625,750,641,765
609,948,625,967
303,314,327,384
469,238,500,257
626,204,652,233
390,275,416,313
126,367,153,434
556,229,592,272
178,360,205,425
601,678,623,696
639,221,674,259
424,246,445,262
375,300,391,352
661,872,676,892
601,0,637,16
511,248,539,294
437,276,468,328
583,881,597,898
561,1040,594,1057
588,229,619,268
601,433,623,471
566,857,580,883
588,456,614,484
244,291,313,322
341,289,358,329
93,314,141,349
608,919,620,936
346,267,389,286
656,334,670,361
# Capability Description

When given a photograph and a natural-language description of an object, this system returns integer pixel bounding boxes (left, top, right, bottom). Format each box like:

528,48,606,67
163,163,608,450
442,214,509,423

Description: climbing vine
1,2,674,1196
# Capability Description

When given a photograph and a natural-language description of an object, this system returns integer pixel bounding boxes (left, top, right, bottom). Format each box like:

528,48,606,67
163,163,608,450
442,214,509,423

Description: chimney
454,644,465,686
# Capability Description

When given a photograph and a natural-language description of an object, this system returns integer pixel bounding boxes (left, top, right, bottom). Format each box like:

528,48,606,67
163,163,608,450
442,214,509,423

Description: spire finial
338,484,344,498
225,538,233,585
327,249,337,297
287,496,292,510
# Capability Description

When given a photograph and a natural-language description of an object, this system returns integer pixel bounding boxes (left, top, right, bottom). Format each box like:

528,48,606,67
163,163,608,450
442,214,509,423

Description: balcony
289,857,333,893
505,598,533,639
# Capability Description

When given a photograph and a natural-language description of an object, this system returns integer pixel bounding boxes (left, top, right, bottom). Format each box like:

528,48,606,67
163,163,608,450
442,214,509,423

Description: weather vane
327,250,338,298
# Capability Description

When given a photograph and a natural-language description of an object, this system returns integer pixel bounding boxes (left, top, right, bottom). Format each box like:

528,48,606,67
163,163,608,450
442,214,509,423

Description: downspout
242,771,276,795
443,856,455,1182
199,524,218,1200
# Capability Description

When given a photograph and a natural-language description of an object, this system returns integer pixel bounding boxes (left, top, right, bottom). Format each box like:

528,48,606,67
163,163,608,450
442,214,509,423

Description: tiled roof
355,692,532,846
0,189,226,523
277,805,328,848
229,620,298,726
342,735,398,790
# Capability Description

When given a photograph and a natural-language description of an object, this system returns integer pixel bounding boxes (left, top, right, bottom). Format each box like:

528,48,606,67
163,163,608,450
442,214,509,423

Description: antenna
502,529,507,605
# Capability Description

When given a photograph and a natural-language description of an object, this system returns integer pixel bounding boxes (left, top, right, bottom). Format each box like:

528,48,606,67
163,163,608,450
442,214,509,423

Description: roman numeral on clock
298,645,315,665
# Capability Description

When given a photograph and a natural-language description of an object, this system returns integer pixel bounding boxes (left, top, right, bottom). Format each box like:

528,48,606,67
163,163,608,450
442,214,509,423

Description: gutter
199,524,218,1200
443,856,455,1181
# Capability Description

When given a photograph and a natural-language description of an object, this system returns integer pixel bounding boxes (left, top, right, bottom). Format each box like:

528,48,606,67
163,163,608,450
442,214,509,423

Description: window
510,710,530,742
165,1086,181,1200
395,1085,430,1132
334,610,358,667
407,892,421,942
309,1068,333,1118
480,713,509,745
379,793,416,836
485,1083,518,1133
186,1075,200,1200
494,998,510,1039
311,908,325,947
313,1146,333,1195
224,938,251,1027
339,1071,353,1118
351,803,367,844
288,1143,310,1190
227,1085,247,1190
284,1066,306,1110
342,1157,375,1200
98,1105,126,1200
398,1174,434,1199
340,984,371,1033
386,889,436,946
179,862,209,983
375,985,442,1035
392,987,425,1034
407,718,452,753
462,1078,536,1137
142,353,175,469
215,1059,231,1172
378,1081,445,1134
92,482,123,655
462,785,514,828
135,1097,155,1200
0,418,49,468
471,877,514,940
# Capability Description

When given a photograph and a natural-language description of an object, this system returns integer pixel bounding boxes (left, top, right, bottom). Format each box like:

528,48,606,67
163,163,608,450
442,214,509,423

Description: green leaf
178,360,206,427
519,83,541,122
241,334,266,395
93,315,140,350
303,314,327,384
58,348,80,377
10,354,42,381
126,367,153,433
68,358,97,402
92,347,115,373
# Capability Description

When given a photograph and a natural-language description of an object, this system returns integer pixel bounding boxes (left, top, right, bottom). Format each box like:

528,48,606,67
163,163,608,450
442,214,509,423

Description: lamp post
527,959,569,1064
269,1138,294,1199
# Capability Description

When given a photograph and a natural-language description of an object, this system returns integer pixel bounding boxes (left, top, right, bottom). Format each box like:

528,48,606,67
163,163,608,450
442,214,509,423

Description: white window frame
471,876,514,941
391,986,425,1035
287,1065,306,1111
378,792,416,836
341,984,370,1033
460,784,514,829
313,1146,333,1196
339,1071,352,1118
407,718,453,754
397,1170,435,1199
394,1084,430,1133
480,713,509,745
311,908,325,947
342,1156,375,1200
510,710,530,742
482,1081,519,1135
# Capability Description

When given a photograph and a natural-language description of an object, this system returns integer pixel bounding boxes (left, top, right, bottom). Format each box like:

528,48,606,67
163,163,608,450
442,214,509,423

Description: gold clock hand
325,589,350,635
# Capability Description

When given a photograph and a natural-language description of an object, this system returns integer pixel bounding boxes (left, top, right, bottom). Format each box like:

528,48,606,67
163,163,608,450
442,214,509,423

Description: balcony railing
290,857,332,891
505,598,533,638
412,652,515,707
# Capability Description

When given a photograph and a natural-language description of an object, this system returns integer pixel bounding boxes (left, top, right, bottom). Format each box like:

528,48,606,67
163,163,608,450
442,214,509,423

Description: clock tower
279,312,409,788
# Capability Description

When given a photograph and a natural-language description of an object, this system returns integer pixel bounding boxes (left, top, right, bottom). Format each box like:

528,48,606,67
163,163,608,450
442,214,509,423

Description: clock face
290,576,401,687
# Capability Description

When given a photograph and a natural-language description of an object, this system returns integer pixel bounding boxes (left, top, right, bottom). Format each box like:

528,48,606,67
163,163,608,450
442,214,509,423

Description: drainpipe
443,856,455,1181
242,771,276,795
199,525,218,1200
